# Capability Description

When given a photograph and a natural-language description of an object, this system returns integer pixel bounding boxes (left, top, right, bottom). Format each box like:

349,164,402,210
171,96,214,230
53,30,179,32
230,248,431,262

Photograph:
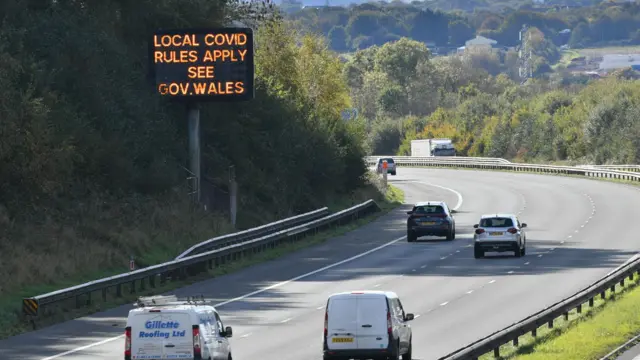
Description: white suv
473,213,527,259
323,290,414,360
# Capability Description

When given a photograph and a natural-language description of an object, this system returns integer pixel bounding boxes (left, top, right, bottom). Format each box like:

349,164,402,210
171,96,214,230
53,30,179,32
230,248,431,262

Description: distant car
406,201,456,242
473,213,527,259
323,290,414,360
376,157,396,175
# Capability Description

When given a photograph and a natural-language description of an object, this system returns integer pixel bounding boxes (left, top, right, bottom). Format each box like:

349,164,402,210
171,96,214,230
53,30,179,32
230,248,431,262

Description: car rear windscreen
379,158,394,164
480,217,513,227
413,205,444,214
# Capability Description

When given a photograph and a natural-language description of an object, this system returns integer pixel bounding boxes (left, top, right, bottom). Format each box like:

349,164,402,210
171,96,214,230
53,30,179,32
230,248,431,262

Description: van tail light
387,309,392,335
507,228,518,234
192,325,202,359
324,310,328,339
124,327,132,359
475,228,485,235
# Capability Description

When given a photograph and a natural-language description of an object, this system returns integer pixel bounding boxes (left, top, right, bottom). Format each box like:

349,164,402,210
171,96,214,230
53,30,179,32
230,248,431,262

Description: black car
406,201,456,242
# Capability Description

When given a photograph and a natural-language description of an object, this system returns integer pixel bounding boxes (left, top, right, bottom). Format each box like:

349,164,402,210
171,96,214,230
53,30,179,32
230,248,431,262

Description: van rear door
130,311,193,359
356,295,389,350
326,296,358,350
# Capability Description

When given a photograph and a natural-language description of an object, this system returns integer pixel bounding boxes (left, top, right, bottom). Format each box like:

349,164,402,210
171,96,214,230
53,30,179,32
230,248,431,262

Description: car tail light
507,228,518,234
193,325,201,358
475,228,485,234
387,309,392,335
124,327,131,358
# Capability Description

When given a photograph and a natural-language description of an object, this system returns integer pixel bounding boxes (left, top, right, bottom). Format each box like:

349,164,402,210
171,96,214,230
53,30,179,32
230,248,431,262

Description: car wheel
514,242,522,258
402,338,412,360
446,227,454,241
521,241,526,256
407,231,416,242
391,171,396,175
474,246,484,259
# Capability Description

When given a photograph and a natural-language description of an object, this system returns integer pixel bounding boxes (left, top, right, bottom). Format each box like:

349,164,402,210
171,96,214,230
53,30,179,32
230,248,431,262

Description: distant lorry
411,139,456,157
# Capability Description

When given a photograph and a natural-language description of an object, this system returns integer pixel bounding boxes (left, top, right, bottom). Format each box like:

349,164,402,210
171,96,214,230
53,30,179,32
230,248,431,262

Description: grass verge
476,272,640,360
0,180,404,340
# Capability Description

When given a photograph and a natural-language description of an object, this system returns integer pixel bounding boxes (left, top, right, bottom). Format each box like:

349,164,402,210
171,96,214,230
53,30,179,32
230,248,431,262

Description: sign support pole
188,102,201,204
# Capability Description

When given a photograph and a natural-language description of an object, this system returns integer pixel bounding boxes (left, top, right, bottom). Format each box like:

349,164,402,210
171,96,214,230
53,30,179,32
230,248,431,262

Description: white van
322,291,414,360
124,295,233,360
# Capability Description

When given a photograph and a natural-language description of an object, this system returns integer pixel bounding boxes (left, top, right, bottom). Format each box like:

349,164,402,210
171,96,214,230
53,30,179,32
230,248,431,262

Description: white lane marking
240,333,252,338
42,234,409,359
418,182,464,210
524,262,530,265
538,254,543,257
412,269,416,272
568,235,572,238
420,265,427,269
550,248,555,251
575,230,579,233
466,290,474,294
488,280,496,284
507,271,514,274
440,301,449,306
374,284,381,288
317,306,325,310
560,241,565,244
455,250,460,253
281,318,292,323
414,314,421,319
440,256,447,260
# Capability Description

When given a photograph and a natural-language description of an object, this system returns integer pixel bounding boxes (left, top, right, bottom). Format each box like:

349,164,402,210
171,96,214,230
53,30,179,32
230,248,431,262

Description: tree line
286,1,640,52
346,37,640,165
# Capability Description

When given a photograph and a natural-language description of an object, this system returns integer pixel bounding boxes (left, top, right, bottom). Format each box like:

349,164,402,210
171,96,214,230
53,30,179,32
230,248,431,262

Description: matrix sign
150,28,254,101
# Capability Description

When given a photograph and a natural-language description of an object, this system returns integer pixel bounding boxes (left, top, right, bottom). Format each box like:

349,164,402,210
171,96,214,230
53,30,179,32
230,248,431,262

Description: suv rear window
413,205,444,214
480,217,514,227
379,158,394,164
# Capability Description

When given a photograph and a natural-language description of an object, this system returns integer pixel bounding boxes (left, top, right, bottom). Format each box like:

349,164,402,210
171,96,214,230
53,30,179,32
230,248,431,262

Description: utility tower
518,24,533,84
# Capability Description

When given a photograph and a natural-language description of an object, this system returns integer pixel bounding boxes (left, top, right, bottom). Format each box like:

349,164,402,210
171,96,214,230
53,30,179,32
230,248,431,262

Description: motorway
2,167,640,360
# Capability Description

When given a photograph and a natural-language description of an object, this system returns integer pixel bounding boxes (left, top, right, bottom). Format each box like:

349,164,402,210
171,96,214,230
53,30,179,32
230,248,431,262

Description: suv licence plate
490,232,503,236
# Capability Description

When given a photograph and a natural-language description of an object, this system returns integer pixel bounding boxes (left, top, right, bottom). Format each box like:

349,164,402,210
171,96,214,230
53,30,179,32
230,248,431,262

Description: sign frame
149,27,255,103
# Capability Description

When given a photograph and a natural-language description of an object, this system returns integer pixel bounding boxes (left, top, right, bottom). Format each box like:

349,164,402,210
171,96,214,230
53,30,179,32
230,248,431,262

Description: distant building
464,36,498,53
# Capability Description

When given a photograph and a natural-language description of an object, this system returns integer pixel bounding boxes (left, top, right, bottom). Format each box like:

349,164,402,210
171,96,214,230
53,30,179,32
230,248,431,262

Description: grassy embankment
0,175,404,339
476,270,640,360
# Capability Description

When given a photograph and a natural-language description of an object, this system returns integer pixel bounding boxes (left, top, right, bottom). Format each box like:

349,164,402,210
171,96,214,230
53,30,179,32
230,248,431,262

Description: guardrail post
532,328,537,337
601,291,606,299
130,280,136,294
150,275,156,288
494,347,500,358
620,278,625,287
116,284,122,297
611,284,616,293
630,273,634,281
564,312,569,321
102,288,108,302
548,319,553,328
513,337,519,346
589,298,594,307
577,304,582,314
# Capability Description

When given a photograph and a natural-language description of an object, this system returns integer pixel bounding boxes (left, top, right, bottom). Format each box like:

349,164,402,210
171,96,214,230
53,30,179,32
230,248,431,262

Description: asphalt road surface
2,168,640,360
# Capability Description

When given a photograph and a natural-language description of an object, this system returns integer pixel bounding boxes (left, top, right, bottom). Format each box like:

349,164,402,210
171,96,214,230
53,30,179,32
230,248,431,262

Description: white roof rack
134,295,211,308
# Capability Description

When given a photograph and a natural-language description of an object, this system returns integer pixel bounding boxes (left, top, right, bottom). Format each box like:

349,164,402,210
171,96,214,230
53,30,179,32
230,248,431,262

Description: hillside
0,0,380,307
287,1,640,53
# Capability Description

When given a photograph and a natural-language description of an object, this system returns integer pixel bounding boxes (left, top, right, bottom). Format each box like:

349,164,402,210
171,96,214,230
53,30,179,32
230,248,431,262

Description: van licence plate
332,337,354,343
490,232,503,236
